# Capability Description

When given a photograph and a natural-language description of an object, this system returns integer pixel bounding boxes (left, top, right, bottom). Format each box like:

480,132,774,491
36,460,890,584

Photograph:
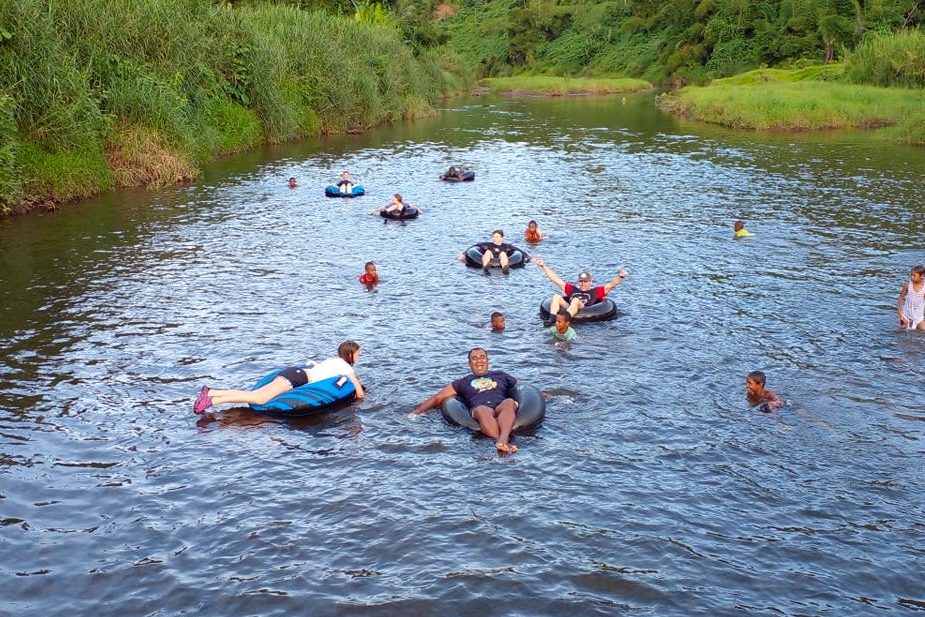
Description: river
1,94,923,616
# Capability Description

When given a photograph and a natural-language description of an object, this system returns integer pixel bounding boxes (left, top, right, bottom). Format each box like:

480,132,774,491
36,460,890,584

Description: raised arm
533,258,566,291
603,267,629,293
413,383,457,414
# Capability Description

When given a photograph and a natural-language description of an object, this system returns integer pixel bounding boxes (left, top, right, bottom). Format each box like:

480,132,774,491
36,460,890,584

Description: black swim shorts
278,366,309,388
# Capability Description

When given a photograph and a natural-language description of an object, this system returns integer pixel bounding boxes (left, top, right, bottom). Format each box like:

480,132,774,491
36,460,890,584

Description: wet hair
338,340,360,365
746,370,766,387
288,176,296,182
734,220,745,231
556,309,572,323
490,311,504,320
527,220,538,227
911,265,925,276
491,229,504,237
468,347,488,361
365,261,376,269
393,193,403,202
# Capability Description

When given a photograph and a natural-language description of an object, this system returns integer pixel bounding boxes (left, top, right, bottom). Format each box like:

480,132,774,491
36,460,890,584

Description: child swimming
546,310,577,342
359,261,379,285
745,371,783,412
524,220,543,243
490,311,506,332
734,220,753,238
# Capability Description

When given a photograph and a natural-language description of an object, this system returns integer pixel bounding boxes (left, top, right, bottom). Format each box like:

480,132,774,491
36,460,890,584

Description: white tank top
903,281,925,320
305,357,353,383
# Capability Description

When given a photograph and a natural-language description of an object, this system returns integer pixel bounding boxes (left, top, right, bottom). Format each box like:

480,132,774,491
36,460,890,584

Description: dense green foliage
0,0,453,211
845,28,925,87
435,0,922,83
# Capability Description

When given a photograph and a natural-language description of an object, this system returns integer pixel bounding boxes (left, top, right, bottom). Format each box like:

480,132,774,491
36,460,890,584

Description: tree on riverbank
430,0,921,84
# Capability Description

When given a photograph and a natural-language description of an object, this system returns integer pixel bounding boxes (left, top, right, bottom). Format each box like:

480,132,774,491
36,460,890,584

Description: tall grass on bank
479,75,653,96
0,93,19,213
657,73,925,144
845,30,925,89
0,0,452,213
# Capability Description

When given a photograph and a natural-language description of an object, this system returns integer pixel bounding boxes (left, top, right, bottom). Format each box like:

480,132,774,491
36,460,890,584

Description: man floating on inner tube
533,257,628,324
413,347,521,453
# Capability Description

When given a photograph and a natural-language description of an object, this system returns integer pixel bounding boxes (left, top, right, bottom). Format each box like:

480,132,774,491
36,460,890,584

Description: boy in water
288,177,298,188
734,220,753,238
546,310,577,342
745,371,783,412
359,261,379,285
897,264,925,330
490,311,506,332
524,220,543,243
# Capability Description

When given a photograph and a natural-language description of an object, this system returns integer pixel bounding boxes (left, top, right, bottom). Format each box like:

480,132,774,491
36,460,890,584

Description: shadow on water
1,93,924,616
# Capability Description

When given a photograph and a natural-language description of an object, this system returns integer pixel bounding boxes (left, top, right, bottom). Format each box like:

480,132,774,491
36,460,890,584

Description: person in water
734,220,753,238
490,311,506,332
288,177,298,188
546,310,577,342
745,371,783,412
444,166,460,179
897,264,925,330
369,194,415,216
359,261,379,285
336,171,354,193
413,347,520,453
533,257,628,320
460,229,517,273
193,340,365,414
524,219,543,243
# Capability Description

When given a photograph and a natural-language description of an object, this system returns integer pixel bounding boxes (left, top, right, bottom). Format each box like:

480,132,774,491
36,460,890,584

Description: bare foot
496,442,518,453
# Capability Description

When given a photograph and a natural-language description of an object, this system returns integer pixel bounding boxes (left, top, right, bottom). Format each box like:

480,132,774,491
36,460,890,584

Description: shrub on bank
0,93,19,214
845,30,925,88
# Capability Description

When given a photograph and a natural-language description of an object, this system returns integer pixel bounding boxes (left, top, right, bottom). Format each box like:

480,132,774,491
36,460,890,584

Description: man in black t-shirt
413,347,520,452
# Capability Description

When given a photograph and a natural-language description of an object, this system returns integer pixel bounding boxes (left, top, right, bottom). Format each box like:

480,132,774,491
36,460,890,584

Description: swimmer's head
490,311,505,331
527,220,538,230
554,310,571,333
338,340,361,365
288,177,298,188
364,261,377,276
746,370,766,393
734,220,745,231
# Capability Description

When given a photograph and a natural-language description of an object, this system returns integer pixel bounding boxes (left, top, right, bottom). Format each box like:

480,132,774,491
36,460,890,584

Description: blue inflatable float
325,185,366,198
249,365,357,414
441,383,545,431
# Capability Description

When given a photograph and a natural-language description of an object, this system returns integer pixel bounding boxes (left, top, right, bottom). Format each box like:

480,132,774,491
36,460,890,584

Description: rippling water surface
1,95,924,616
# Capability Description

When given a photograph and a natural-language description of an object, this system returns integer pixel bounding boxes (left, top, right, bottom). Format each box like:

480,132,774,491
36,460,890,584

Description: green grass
658,71,925,144
478,74,653,95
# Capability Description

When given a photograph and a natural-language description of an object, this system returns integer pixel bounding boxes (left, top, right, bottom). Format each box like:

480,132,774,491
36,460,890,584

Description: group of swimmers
192,168,925,452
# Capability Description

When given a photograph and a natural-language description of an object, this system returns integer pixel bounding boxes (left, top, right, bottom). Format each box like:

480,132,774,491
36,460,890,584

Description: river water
1,95,923,616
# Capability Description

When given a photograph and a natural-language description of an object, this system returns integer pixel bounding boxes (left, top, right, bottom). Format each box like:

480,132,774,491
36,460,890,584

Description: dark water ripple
1,95,924,616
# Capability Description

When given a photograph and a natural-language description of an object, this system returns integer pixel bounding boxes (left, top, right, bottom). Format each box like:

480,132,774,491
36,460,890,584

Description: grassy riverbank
657,68,925,145
0,0,458,214
477,75,652,96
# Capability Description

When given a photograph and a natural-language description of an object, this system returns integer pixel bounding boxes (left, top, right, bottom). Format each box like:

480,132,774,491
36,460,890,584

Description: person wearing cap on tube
533,257,628,322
